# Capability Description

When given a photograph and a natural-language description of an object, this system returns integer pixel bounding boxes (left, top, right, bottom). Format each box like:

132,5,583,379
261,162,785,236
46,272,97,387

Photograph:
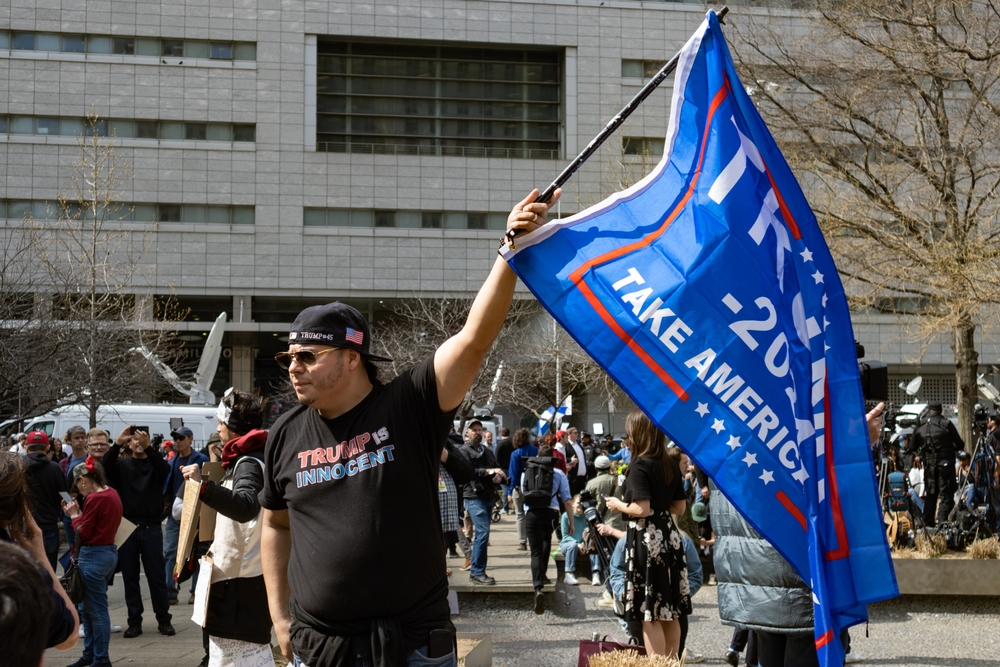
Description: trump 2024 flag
502,10,897,664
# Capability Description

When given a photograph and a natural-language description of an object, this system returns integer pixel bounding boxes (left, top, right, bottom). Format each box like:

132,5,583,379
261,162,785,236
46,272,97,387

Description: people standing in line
62,458,123,667
21,431,68,570
103,426,175,638
522,443,572,615
911,401,964,526
605,409,690,659
163,425,208,606
508,428,539,552
259,189,559,666
461,419,505,585
182,389,273,667
493,427,514,514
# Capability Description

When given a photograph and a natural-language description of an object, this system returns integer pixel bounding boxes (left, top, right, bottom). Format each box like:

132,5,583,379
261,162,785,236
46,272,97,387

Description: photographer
910,402,964,527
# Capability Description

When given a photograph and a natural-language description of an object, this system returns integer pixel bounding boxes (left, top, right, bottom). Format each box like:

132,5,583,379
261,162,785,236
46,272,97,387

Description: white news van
23,404,219,449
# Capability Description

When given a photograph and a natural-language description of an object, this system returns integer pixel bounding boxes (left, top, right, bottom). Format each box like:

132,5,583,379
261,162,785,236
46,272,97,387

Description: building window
621,59,668,79
304,207,508,230
0,200,254,225
623,136,665,157
0,31,256,61
0,116,255,143
316,40,562,159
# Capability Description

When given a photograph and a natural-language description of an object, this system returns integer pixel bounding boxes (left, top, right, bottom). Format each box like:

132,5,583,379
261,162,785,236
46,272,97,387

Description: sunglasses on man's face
274,348,338,370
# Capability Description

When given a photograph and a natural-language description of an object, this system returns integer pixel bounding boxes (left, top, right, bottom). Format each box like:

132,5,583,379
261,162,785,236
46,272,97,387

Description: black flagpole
504,6,729,249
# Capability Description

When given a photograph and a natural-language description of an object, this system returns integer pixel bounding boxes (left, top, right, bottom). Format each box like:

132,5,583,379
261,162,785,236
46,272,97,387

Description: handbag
59,535,85,605
577,636,646,667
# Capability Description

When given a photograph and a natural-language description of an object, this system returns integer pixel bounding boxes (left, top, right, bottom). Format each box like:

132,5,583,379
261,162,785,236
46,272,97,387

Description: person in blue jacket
162,426,208,604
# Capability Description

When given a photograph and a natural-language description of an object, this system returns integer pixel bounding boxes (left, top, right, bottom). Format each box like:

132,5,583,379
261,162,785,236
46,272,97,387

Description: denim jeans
119,523,172,626
79,544,118,665
163,516,196,597
41,526,60,572
464,497,491,576
909,489,925,513
500,482,510,512
294,647,456,667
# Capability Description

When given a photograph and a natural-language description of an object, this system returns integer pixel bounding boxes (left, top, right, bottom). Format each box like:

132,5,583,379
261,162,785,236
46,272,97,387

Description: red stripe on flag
776,490,807,531
815,630,834,650
565,84,731,402
824,379,851,561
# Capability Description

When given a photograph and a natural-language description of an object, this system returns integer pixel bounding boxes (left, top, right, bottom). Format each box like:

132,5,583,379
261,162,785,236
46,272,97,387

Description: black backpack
523,456,555,509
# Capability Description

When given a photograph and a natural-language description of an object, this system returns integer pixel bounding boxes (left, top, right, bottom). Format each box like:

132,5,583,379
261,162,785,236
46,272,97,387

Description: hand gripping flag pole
501,9,898,667
501,6,729,251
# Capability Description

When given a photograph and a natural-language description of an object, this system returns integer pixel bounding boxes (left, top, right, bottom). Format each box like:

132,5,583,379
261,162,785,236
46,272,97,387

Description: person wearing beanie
182,388,272,667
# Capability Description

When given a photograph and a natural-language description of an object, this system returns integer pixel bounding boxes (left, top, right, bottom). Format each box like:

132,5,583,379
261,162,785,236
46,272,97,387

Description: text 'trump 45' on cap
288,302,392,362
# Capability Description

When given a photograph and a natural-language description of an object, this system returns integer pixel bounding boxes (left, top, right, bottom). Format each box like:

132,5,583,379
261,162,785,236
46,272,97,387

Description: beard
296,357,346,407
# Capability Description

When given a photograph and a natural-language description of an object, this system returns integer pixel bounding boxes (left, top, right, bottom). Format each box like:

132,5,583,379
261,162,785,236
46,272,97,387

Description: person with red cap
21,430,67,570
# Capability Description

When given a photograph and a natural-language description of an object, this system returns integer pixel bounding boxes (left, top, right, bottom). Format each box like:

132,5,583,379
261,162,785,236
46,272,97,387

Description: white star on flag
695,402,709,417
742,452,757,467
711,419,726,434
800,248,813,262
821,293,827,307
727,435,741,451
812,270,824,284
760,470,774,485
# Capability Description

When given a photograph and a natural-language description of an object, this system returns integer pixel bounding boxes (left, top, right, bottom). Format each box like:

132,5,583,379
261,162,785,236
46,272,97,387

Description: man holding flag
500,10,897,667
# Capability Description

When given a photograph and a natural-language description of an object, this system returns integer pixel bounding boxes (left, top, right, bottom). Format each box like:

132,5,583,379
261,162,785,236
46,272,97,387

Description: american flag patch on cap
345,327,364,345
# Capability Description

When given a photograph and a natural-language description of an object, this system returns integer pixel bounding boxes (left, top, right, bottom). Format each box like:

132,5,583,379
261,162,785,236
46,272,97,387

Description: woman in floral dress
606,409,691,658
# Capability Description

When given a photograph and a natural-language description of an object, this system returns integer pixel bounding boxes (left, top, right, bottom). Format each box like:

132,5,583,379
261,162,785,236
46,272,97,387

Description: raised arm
434,189,560,412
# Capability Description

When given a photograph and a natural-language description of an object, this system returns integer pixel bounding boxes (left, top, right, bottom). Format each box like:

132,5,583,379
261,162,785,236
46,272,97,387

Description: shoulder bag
59,534,85,605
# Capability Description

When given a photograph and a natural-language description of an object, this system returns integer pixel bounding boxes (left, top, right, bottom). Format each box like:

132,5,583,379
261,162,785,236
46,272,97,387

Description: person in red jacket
62,458,123,667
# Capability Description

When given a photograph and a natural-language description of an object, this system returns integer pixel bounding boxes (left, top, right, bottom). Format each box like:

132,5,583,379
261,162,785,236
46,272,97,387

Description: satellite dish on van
977,374,1000,404
900,376,922,397
132,312,227,405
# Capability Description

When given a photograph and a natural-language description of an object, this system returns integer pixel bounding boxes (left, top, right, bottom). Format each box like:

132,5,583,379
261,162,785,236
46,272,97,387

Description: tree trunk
951,318,978,448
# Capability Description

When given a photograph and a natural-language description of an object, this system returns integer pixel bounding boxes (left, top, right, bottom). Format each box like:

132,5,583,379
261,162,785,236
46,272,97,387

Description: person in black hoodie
21,430,67,570
104,426,175,638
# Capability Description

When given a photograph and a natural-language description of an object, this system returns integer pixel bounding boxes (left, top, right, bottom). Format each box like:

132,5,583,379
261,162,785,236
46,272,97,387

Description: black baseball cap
170,426,194,439
289,302,392,362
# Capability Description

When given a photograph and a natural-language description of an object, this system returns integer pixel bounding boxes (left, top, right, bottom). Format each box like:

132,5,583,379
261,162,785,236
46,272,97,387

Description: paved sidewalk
448,511,556,593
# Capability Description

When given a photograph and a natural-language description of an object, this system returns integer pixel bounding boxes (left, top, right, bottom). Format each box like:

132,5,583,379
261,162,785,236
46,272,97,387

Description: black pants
923,461,957,527
525,508,557,590
118,523,172,627
755,631,817,667
730,628,758,665
678,614,688,656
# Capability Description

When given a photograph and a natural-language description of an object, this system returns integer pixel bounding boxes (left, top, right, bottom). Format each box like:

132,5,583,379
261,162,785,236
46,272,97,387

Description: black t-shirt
623,456,686,511
260,355,455,624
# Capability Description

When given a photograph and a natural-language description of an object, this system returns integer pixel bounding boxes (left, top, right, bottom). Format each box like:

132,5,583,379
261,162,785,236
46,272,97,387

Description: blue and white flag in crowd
536,404,568,436
502,11,897,665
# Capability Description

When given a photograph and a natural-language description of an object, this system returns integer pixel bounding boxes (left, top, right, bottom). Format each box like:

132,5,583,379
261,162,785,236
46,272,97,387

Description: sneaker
158,622,176,636
168,596,179,606
591,573,601,586
708,574,717,586
459,556,472,571
65,659,93,667
111,625,122,633
517,542,527,551
448,549,460,558
723,649,739,667
564,572,579,585
78,625,85,638
844,652,863,664
533,590,545,614
470,573,496,585
685,650,705,663
123,624,142,639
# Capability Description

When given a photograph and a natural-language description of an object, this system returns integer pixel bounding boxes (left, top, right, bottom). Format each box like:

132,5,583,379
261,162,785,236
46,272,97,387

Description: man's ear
347,349,362,371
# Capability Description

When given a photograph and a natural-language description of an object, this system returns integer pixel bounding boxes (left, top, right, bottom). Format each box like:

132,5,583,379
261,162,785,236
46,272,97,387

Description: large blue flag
502,10,897,665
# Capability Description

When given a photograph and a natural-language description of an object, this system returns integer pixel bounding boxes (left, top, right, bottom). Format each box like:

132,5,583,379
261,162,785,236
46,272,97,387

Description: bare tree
28,112,181,426
370,297,538,432
731,0,1000,444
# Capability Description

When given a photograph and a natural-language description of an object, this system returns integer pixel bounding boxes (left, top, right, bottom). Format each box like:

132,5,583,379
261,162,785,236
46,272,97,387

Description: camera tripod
954,432,1000,540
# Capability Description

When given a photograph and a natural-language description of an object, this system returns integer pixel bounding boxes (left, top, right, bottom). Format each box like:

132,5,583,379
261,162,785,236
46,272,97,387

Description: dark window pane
161,40,184,57
135,121,158,139
112,37,135,55
11,33,34,50
185,123,207,140
421,212,442,229
92,120,108,137
0,117,6,133
158,205,181,222
467,213,487,230
232,124,255,142
62,35,86,53
374,211,395,228
210,42,233,59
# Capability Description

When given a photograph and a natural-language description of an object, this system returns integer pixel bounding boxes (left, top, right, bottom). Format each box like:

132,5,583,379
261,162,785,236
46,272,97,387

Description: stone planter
457,632,492,667
893,557,1000,595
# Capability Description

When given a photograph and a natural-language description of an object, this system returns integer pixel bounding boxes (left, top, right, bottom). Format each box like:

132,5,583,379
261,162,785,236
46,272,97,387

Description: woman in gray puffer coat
710,481,818,667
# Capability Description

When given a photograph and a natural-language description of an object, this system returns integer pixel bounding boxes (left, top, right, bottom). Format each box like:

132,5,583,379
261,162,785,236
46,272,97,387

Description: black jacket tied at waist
289,577,453,667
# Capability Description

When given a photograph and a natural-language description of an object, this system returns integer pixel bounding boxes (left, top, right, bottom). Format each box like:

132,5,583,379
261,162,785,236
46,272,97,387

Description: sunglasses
274,348,338,370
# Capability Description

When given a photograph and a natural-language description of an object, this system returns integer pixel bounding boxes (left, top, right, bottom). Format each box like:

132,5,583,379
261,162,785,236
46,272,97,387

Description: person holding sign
182,388,272,667
259,190,558,667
